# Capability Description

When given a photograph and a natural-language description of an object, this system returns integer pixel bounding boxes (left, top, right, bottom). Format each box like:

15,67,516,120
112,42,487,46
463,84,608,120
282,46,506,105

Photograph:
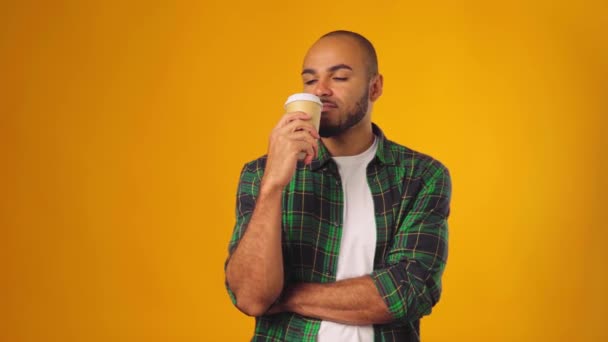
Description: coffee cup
284,93,322,160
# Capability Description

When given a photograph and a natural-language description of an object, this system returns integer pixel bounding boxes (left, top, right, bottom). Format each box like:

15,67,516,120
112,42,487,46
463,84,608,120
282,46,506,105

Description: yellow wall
1,0,606,341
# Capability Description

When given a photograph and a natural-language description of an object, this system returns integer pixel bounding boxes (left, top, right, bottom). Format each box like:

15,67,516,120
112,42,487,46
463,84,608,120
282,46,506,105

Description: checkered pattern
226,124,451,341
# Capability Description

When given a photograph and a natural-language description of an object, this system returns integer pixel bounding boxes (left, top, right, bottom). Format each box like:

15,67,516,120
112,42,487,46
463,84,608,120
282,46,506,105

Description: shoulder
238,155,268,184
241,155,268,173
384,138,450,183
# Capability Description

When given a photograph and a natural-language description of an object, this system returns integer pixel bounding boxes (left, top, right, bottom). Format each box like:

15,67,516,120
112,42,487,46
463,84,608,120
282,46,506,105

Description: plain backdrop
1,0,606,341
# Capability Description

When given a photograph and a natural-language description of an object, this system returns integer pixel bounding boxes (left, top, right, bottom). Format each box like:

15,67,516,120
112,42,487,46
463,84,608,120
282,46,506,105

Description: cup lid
284,93,322,108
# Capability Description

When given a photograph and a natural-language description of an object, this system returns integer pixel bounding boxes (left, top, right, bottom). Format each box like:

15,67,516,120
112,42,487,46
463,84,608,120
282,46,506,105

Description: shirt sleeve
370,159,451,322
224,161,262,305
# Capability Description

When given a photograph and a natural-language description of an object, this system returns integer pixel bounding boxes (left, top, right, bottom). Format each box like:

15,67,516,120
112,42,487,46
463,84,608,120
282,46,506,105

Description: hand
262,112,320,191
265,301,287,315
264,283,300,315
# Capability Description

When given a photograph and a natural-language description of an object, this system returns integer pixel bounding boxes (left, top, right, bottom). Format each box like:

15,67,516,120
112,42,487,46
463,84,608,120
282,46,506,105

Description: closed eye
333,77,348,81
304,79,317,85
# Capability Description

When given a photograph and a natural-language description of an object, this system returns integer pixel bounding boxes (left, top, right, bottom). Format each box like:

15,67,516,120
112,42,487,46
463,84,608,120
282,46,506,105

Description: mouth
321,101,337,112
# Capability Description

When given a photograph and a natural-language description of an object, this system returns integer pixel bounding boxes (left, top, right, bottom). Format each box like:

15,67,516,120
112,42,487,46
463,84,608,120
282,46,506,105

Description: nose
313,79,332,97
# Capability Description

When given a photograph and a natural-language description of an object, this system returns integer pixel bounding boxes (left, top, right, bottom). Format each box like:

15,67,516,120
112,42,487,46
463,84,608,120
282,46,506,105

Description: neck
321,118,374,157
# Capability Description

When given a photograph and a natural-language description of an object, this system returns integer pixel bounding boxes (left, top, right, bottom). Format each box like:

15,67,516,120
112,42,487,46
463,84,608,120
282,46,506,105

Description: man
225,30,451,341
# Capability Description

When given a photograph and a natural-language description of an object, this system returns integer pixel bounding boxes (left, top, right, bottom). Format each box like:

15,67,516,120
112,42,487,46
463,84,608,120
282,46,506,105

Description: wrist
260,177,285,196
282,283,310,311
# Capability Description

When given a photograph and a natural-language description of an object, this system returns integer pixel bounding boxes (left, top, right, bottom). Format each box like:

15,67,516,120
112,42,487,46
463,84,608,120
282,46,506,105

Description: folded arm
269,276,393,325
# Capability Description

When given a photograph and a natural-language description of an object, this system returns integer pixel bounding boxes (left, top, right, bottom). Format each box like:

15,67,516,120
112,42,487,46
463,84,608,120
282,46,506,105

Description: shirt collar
309,123,396,171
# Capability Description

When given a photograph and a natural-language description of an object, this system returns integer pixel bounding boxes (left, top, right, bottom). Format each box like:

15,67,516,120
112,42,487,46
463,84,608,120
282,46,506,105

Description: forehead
302,36,366,72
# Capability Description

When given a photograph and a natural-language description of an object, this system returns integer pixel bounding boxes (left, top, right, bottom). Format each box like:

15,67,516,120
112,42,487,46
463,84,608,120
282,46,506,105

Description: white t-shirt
317,136,378,342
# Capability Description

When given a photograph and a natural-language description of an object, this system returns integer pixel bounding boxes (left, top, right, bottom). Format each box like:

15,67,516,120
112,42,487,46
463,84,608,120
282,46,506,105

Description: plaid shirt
226,124,451,341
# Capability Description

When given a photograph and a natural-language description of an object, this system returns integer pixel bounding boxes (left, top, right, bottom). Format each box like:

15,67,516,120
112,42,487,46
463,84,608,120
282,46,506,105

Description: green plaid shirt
226,124,451,341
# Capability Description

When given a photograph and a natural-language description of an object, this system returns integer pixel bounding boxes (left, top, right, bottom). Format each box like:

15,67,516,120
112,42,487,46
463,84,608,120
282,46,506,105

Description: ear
369,74,383,102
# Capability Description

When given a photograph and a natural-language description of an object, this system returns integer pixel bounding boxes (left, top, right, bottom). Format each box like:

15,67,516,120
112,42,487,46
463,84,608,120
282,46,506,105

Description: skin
302,35,383,156
226,35,394,324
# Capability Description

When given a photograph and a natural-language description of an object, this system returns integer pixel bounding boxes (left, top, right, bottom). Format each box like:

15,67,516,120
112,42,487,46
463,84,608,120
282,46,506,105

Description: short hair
320,30,379,78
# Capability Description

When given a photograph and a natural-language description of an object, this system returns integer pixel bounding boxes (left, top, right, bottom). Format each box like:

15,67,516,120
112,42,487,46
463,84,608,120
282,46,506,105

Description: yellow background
1,0,606,341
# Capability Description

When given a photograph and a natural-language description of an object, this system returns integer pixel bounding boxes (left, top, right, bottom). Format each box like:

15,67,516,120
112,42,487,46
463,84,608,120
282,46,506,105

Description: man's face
301,36,373,138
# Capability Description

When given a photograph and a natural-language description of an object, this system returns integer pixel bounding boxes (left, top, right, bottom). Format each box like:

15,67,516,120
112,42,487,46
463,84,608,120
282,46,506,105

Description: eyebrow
301,63,353,76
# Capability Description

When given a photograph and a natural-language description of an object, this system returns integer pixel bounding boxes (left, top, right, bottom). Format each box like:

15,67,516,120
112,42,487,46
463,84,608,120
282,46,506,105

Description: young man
225,30,451,341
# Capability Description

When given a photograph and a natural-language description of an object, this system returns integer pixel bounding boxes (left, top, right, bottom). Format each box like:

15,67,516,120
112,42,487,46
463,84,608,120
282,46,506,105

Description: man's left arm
268,275,393,325
269,160,451,325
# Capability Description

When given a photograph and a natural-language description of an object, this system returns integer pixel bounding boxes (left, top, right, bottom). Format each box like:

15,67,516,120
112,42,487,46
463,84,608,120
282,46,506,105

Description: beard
318,88,369,138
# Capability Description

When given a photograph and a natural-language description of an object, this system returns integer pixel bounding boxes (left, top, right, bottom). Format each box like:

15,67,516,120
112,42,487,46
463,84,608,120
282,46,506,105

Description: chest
280,164,421,281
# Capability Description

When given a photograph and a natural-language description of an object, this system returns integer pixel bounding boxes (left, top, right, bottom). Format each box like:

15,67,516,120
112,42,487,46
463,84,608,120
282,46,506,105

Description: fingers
289,129,317,145
268,111,319,166
294,140,316,163
290,130,318,157
276,111,311,128
278,133,317,161
264,112,320,187
281,118,320,139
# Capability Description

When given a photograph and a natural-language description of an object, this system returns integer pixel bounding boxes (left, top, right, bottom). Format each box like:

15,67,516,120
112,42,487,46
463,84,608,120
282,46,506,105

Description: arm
225,112,319,317
270,276,393,325
225,178,285,317
270,160,451,324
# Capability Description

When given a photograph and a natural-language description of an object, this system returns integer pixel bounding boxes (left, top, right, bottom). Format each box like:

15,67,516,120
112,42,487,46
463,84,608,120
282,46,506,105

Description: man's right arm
225,112,319,317
225,178,284,317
